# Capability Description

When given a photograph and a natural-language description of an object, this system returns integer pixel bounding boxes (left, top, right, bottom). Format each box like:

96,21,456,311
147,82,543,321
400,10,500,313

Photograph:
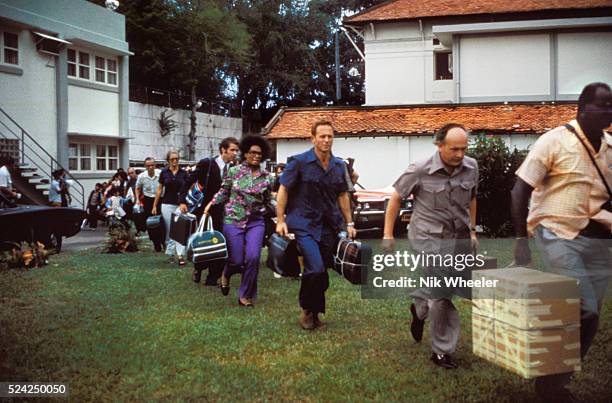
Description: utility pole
335,30,341,102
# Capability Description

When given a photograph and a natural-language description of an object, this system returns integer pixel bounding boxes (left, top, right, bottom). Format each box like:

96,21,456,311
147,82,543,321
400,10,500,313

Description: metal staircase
0,107,85,209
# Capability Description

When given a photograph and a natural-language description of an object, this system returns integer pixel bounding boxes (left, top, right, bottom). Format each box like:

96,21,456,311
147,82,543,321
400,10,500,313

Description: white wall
363,21,455,105
68,85,119,135
0,28,57,162
275,134,538,189
128,102,242,162
460,34,551,99
557,32,612,96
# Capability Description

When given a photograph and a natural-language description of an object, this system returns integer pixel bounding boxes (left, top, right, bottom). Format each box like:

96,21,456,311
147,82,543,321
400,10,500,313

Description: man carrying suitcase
179,137,239,285
135,157,163,252
276,119,356,330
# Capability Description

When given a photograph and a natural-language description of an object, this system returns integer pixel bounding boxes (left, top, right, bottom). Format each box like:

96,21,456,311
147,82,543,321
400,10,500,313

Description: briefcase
266,233,300,278
146,215,165,244
333,234,372,285
170,211,197,245
187,214,228,264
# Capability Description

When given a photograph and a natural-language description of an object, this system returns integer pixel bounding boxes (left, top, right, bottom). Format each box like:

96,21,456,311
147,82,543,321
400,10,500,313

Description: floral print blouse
211,162,272,227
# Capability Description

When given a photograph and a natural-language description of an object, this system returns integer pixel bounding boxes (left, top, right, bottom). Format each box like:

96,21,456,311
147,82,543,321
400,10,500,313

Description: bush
0,241,50,269
104,221,139,253
468,134,527,237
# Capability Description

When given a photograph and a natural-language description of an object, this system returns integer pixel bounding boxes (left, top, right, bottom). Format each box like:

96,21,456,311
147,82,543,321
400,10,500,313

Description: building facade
264,0,612,189
0,0,130,205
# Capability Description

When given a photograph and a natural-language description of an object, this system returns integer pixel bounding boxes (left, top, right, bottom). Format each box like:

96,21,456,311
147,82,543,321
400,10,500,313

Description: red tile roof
262,104,577,139
344,0,612,24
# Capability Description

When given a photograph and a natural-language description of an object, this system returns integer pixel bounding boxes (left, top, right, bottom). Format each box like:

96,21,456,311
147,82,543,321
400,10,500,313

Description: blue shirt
280,148,349,241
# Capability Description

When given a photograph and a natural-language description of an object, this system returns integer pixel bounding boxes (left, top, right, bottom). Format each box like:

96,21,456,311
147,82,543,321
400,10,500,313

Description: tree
170,0,250,159
468,135,528,237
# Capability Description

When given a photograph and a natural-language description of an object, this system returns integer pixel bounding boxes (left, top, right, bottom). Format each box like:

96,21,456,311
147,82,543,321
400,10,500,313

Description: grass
0,238,611,402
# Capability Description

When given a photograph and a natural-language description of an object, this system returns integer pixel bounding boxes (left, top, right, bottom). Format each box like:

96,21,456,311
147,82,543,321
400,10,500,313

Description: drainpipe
419,19,426,103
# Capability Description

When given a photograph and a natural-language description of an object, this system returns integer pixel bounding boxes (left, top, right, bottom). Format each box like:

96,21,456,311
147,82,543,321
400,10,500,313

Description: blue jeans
534,225,611,393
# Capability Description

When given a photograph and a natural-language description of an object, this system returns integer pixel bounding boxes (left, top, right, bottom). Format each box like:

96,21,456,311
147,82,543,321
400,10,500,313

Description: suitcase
170,212,197,245
266,233,300,277
146,215,165,245
187,214,228,264
333,234,372,285
133,209,147,232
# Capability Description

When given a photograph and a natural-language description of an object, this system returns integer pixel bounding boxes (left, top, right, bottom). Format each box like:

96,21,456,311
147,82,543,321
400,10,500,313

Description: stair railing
0,107,85,209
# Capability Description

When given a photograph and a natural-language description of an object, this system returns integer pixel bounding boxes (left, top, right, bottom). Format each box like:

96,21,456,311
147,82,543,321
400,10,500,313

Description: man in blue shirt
276,119,357,330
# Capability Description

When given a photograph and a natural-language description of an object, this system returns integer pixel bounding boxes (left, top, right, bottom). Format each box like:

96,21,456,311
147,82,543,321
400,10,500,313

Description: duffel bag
146,214,165,243
266,233,300,277
333,233,372,285
170,211,197,245
187,213,228,264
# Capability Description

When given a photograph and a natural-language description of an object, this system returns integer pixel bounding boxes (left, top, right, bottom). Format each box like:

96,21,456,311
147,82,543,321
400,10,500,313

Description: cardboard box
471,267,581,379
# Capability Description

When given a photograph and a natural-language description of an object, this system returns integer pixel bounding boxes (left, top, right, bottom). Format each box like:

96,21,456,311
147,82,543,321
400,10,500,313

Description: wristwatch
346,222,355,227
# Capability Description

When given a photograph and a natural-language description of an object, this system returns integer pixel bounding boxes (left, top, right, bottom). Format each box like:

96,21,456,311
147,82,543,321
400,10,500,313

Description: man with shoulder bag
511,82,612,403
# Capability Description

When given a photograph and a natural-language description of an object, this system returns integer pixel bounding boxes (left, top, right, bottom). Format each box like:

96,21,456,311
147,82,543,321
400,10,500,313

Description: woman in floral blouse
205,136,272,307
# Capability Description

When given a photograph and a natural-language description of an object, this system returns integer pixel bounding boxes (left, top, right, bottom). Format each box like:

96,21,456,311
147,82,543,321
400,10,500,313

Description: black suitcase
266,233,300,278
169,212,197,245
134,210,147,232
333,235,372,285
146,215,165,245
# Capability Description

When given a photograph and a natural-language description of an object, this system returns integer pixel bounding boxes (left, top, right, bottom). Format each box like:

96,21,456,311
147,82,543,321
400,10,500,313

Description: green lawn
0,239,610,402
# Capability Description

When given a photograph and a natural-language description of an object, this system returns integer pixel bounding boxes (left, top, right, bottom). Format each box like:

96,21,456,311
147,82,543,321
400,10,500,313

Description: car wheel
45,232,63,254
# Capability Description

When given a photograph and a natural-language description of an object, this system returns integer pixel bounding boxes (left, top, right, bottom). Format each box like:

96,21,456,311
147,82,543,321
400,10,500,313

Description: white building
263,0,612,189
0,0,130,207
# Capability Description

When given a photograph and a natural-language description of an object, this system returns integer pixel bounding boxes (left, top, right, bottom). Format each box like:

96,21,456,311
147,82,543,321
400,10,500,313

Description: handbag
266,233,300,277
333,233,372,285
169,211,197,245
187,214,228,264
185,158,213,213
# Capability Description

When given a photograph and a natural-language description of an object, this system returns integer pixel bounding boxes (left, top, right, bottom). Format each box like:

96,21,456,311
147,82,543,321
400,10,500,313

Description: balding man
384,123,478,369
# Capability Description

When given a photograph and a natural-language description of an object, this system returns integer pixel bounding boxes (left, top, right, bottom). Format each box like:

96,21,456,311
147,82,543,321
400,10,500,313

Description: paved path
62,226,108,252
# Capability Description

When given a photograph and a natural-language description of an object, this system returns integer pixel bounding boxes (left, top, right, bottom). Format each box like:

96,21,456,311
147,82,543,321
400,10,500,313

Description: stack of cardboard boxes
472,267,581,379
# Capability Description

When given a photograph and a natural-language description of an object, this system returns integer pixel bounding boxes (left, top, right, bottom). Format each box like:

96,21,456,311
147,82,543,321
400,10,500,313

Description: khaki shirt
394,152,478,240
516,120,612,239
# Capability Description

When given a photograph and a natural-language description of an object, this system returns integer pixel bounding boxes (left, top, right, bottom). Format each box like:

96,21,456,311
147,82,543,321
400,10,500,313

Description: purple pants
222,218,265,300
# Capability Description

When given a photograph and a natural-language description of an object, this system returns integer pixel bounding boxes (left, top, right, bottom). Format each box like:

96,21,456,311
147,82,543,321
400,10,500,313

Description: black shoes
219,275,230,296
410,303,425,342
431,353,458,369
192,269,201,283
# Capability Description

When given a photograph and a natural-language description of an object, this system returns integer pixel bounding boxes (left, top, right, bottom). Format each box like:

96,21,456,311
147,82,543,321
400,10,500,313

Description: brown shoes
299,309,315,330
313,313,326,329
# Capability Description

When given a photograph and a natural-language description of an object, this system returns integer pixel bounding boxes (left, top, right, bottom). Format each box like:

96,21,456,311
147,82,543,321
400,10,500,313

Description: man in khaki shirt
511,82,612,403
384,123,478,369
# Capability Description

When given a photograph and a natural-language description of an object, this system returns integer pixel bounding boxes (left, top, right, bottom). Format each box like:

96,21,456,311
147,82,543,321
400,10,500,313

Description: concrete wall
363,20,459,105
68,85,119,135
274,134,537,189
128,102,243,162
460,33,551,99
557,32,612,97
0,26,57,168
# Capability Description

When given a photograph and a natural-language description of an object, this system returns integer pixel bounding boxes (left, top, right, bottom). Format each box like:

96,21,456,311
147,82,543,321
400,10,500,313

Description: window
68,142,118,171
2,31,19,65
434,51,453,80
78,51,89,79
68,143,91,171
68,48,118,86
67,49,76,76
96,145,118,171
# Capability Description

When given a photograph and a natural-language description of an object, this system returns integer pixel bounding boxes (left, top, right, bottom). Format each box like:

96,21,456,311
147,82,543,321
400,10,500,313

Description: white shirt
215,155,228,176
135,169,161,198
49,179,62,203
0,165,11,189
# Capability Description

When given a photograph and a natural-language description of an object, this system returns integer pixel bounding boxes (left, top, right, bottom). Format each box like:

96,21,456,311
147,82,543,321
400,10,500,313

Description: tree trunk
188,85,197,161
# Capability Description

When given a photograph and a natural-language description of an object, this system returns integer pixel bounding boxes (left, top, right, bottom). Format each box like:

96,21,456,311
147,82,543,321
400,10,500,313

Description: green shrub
104,221,139,253
468,134,528,237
